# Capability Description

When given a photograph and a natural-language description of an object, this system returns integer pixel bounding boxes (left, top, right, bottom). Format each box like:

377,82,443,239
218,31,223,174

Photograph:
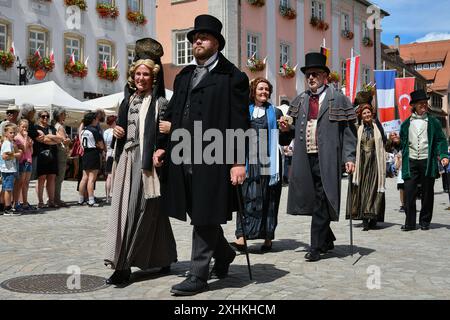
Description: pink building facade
157,0,387,104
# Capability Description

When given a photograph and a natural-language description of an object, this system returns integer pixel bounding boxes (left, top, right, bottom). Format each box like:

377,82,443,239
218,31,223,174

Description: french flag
374,70,396,123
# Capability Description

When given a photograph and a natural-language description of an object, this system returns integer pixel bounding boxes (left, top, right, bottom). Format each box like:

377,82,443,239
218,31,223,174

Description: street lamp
16,56,33,85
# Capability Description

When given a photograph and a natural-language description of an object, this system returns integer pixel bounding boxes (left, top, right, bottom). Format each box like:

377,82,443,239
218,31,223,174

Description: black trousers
404,159,436,228
308,154,336,251
183,167,235,281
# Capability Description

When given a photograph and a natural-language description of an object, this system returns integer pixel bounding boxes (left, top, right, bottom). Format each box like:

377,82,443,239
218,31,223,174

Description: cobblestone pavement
1,177,449,300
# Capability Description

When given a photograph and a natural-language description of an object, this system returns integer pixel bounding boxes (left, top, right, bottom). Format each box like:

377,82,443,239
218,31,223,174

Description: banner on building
374,70,397,123
395,77,415,122
345,55,360,103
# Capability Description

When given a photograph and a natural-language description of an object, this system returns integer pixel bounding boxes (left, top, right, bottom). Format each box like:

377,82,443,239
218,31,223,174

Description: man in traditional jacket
153,14,249,295
279,52,357,262
399,89,448,231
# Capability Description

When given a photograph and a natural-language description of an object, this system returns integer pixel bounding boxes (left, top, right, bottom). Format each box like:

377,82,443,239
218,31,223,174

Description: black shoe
260,242,272,252
319,241,334,253
304,250,320,262
159,266,171,274
399,206,405,212
105,268,131,285
401,225,416,231
420,224,430,230
229,242,246,252
362,219,370,231
170,275,208,296
210,250,236,280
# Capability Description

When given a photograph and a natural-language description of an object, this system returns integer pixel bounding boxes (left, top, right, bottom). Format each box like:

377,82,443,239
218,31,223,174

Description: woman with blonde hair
104,38,177,285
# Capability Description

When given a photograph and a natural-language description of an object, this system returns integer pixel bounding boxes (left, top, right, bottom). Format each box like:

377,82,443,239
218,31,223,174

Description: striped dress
104,93,177,271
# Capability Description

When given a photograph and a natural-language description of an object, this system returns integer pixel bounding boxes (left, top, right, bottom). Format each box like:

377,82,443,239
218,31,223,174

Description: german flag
320,46,330,67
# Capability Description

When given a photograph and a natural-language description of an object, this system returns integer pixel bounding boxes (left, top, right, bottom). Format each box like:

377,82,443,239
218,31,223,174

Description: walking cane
236,184,253,280
348,173,354,257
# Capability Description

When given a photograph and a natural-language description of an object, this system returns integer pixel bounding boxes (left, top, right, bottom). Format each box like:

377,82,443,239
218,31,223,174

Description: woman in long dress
230,77,283,252
104,39,177,285
346,92,386,231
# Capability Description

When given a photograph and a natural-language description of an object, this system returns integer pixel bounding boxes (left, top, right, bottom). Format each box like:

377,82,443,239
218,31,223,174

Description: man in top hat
279,52,357,261
399,89,448,231
153,14,249,295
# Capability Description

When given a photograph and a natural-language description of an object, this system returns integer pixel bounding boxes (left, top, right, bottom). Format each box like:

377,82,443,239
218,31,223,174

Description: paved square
1,178,449,300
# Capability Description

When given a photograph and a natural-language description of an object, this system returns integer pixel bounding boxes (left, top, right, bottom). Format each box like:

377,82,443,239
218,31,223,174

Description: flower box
362,37,374,47
280,64,296,78
0,50,15,71
363,83,376,96
65,61,88,78
327,71,340,84
279,5,297,19
310,16,329,31
247,57,265,72
127,11,147,25
64,0,87,11
96,3,119,19
97,67,119,82
341,30,354,40
247,0,265,7
27,54,54,73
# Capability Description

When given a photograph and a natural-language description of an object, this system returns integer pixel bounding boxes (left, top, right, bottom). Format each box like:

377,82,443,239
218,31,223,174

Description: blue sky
373,0,450,44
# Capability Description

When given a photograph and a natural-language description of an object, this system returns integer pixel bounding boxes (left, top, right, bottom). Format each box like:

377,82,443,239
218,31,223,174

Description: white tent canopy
83,89,174,111
0,81,90,112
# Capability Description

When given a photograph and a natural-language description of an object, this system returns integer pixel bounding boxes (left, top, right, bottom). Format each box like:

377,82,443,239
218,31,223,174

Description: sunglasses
40,115,50,119
305,71,324,78
6,111,18,115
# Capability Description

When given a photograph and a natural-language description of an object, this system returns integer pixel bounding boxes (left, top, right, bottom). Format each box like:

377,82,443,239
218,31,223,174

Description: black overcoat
159,53,250,226
282,87,357,221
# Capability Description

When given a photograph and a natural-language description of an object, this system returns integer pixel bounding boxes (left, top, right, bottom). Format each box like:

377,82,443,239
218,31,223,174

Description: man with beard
279,52,357,262
153,14,249,296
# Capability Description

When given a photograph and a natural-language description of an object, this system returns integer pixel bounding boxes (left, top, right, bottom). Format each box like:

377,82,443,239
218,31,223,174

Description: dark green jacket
400,114,448,179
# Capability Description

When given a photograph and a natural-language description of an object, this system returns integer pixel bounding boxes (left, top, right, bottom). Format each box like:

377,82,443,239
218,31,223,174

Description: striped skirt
104,145,177,270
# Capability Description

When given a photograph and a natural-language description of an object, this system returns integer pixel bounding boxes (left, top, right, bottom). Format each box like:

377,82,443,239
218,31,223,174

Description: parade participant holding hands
104,38,177,285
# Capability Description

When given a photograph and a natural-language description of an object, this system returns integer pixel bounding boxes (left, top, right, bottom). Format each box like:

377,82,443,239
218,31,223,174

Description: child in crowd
14,119,36,211
1,123,22,216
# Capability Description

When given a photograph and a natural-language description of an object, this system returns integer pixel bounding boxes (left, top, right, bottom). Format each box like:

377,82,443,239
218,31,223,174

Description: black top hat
187,14,226,51
134,38,164,62
409,89,429,105
301,52,330,74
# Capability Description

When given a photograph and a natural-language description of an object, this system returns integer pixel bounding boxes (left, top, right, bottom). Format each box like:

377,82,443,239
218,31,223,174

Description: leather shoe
105,268,131,285
159,266,171,274
260,242,272,252
320,241,334,253
229,242,246,252
401,225,416,231
170,275,208,296
420,224,430,230
209,250,236,279
304,250,320,262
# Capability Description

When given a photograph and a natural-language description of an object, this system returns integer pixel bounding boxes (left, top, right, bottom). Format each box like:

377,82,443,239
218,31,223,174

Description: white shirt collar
190,52,219,71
